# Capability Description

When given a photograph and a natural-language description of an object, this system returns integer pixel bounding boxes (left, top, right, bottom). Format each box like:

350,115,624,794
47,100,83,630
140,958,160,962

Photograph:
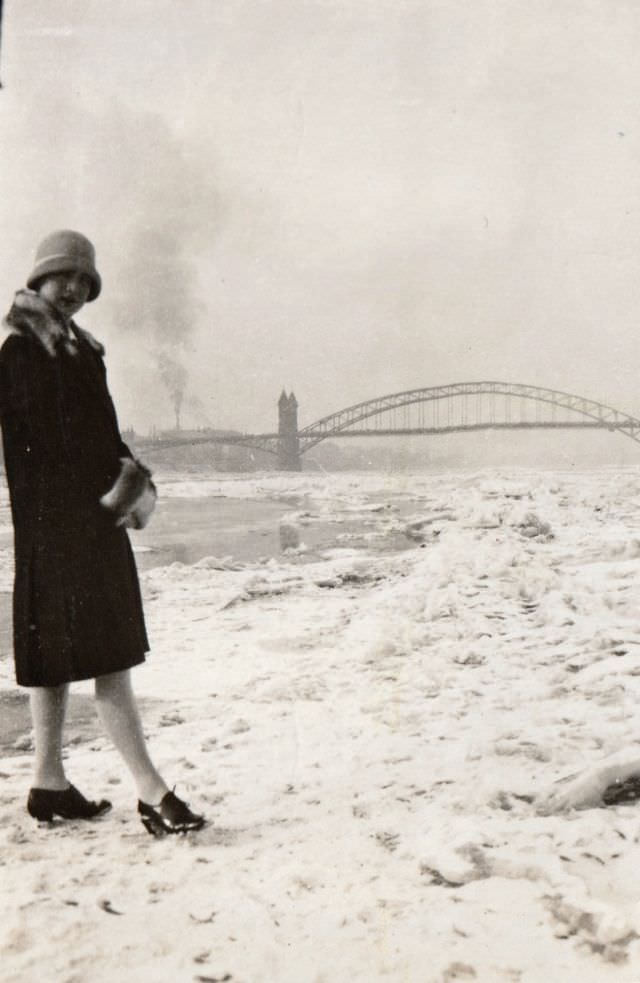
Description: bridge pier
278,390,302,471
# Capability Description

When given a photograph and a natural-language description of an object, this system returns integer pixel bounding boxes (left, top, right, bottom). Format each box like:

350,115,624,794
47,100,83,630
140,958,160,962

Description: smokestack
157,350,187,431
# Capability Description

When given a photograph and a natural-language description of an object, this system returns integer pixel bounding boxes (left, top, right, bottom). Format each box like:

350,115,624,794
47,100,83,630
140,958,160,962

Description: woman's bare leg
94,669,168,803
30,684,70,790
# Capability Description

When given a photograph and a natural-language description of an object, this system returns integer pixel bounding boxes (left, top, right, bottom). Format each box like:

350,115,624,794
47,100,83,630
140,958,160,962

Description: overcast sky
1,1,640,440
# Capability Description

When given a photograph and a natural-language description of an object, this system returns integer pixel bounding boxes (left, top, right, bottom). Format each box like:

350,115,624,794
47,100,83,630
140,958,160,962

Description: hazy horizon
1,1,640,467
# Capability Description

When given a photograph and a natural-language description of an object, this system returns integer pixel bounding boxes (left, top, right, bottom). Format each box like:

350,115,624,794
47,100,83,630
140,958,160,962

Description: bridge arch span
298,382,640,454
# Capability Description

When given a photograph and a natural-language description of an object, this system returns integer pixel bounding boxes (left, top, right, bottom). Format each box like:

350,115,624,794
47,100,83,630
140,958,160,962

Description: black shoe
27,784,112,822
138,790,205,836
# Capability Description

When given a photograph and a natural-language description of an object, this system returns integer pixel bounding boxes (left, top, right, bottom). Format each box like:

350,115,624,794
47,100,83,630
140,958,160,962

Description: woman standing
0,230,203,836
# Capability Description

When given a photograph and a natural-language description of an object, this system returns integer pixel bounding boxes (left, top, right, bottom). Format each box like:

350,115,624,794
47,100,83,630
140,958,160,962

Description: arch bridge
140,382,640,470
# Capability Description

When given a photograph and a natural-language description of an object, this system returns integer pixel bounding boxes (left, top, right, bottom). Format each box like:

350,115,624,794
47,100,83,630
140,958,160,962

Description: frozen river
4,466,640,982
0,470,418,746
131,480,417,569
0,471,417,651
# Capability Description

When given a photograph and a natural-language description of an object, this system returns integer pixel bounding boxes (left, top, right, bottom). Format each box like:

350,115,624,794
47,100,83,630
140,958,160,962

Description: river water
132,490,414,569
0,477,417,750
0,482,413,644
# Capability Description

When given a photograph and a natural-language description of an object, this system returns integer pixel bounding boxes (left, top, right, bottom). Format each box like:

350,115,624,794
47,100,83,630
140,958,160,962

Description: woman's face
38,271,92,319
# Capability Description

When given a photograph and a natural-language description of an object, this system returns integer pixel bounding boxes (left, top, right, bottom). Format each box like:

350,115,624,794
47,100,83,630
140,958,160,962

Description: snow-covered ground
2,468,640,983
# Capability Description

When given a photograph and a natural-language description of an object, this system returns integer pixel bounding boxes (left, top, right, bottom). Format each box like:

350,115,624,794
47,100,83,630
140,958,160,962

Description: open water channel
0,479,417,751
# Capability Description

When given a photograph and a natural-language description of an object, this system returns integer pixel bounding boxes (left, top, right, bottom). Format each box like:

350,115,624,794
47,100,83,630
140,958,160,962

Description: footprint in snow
159,711,186,727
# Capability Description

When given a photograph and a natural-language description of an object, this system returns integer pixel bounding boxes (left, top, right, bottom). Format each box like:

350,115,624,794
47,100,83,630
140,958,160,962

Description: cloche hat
27,230,102,301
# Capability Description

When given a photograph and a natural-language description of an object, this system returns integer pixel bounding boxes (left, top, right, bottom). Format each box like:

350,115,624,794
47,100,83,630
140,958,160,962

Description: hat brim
27,256,101,302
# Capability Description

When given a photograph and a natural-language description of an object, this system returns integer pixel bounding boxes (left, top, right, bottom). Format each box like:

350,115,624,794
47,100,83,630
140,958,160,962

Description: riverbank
2,468,640,982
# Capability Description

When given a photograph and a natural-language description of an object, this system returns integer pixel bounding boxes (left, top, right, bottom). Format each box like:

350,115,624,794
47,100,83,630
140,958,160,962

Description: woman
0,230,203,836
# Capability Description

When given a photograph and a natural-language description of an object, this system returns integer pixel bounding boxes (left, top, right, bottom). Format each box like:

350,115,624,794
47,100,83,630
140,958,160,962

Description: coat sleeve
0,334,74,520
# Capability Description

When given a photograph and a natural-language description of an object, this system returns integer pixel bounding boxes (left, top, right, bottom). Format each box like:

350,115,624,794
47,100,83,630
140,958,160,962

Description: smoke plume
157,351,188,429
86,102,225,429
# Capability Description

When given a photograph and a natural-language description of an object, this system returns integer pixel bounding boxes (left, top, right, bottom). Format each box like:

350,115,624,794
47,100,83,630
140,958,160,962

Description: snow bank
2,468,640,982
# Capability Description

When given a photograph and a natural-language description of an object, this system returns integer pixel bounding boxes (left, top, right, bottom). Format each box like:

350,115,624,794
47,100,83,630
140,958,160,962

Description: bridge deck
306,422,629,437
136,420,631,451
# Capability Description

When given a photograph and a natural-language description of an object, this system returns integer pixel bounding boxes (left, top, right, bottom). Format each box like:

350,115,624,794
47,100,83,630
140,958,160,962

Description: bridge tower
278,390,302,471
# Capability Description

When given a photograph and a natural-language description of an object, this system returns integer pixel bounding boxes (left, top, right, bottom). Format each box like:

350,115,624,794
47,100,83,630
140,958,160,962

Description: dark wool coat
0,297,149,686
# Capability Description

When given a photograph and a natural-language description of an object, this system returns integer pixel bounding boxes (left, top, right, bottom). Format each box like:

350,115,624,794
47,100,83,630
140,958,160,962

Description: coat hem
15,651,148,688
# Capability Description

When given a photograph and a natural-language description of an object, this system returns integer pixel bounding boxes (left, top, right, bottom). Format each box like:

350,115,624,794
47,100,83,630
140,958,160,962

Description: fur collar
3,289,105,358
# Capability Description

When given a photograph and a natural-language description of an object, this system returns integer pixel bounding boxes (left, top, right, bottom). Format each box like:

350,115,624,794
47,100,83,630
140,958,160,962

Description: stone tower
278,390,301,471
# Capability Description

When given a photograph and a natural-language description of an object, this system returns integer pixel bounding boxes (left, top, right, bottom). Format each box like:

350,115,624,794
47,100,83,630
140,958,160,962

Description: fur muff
3,289,105,357
100,457,157,529
123,482,157,530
